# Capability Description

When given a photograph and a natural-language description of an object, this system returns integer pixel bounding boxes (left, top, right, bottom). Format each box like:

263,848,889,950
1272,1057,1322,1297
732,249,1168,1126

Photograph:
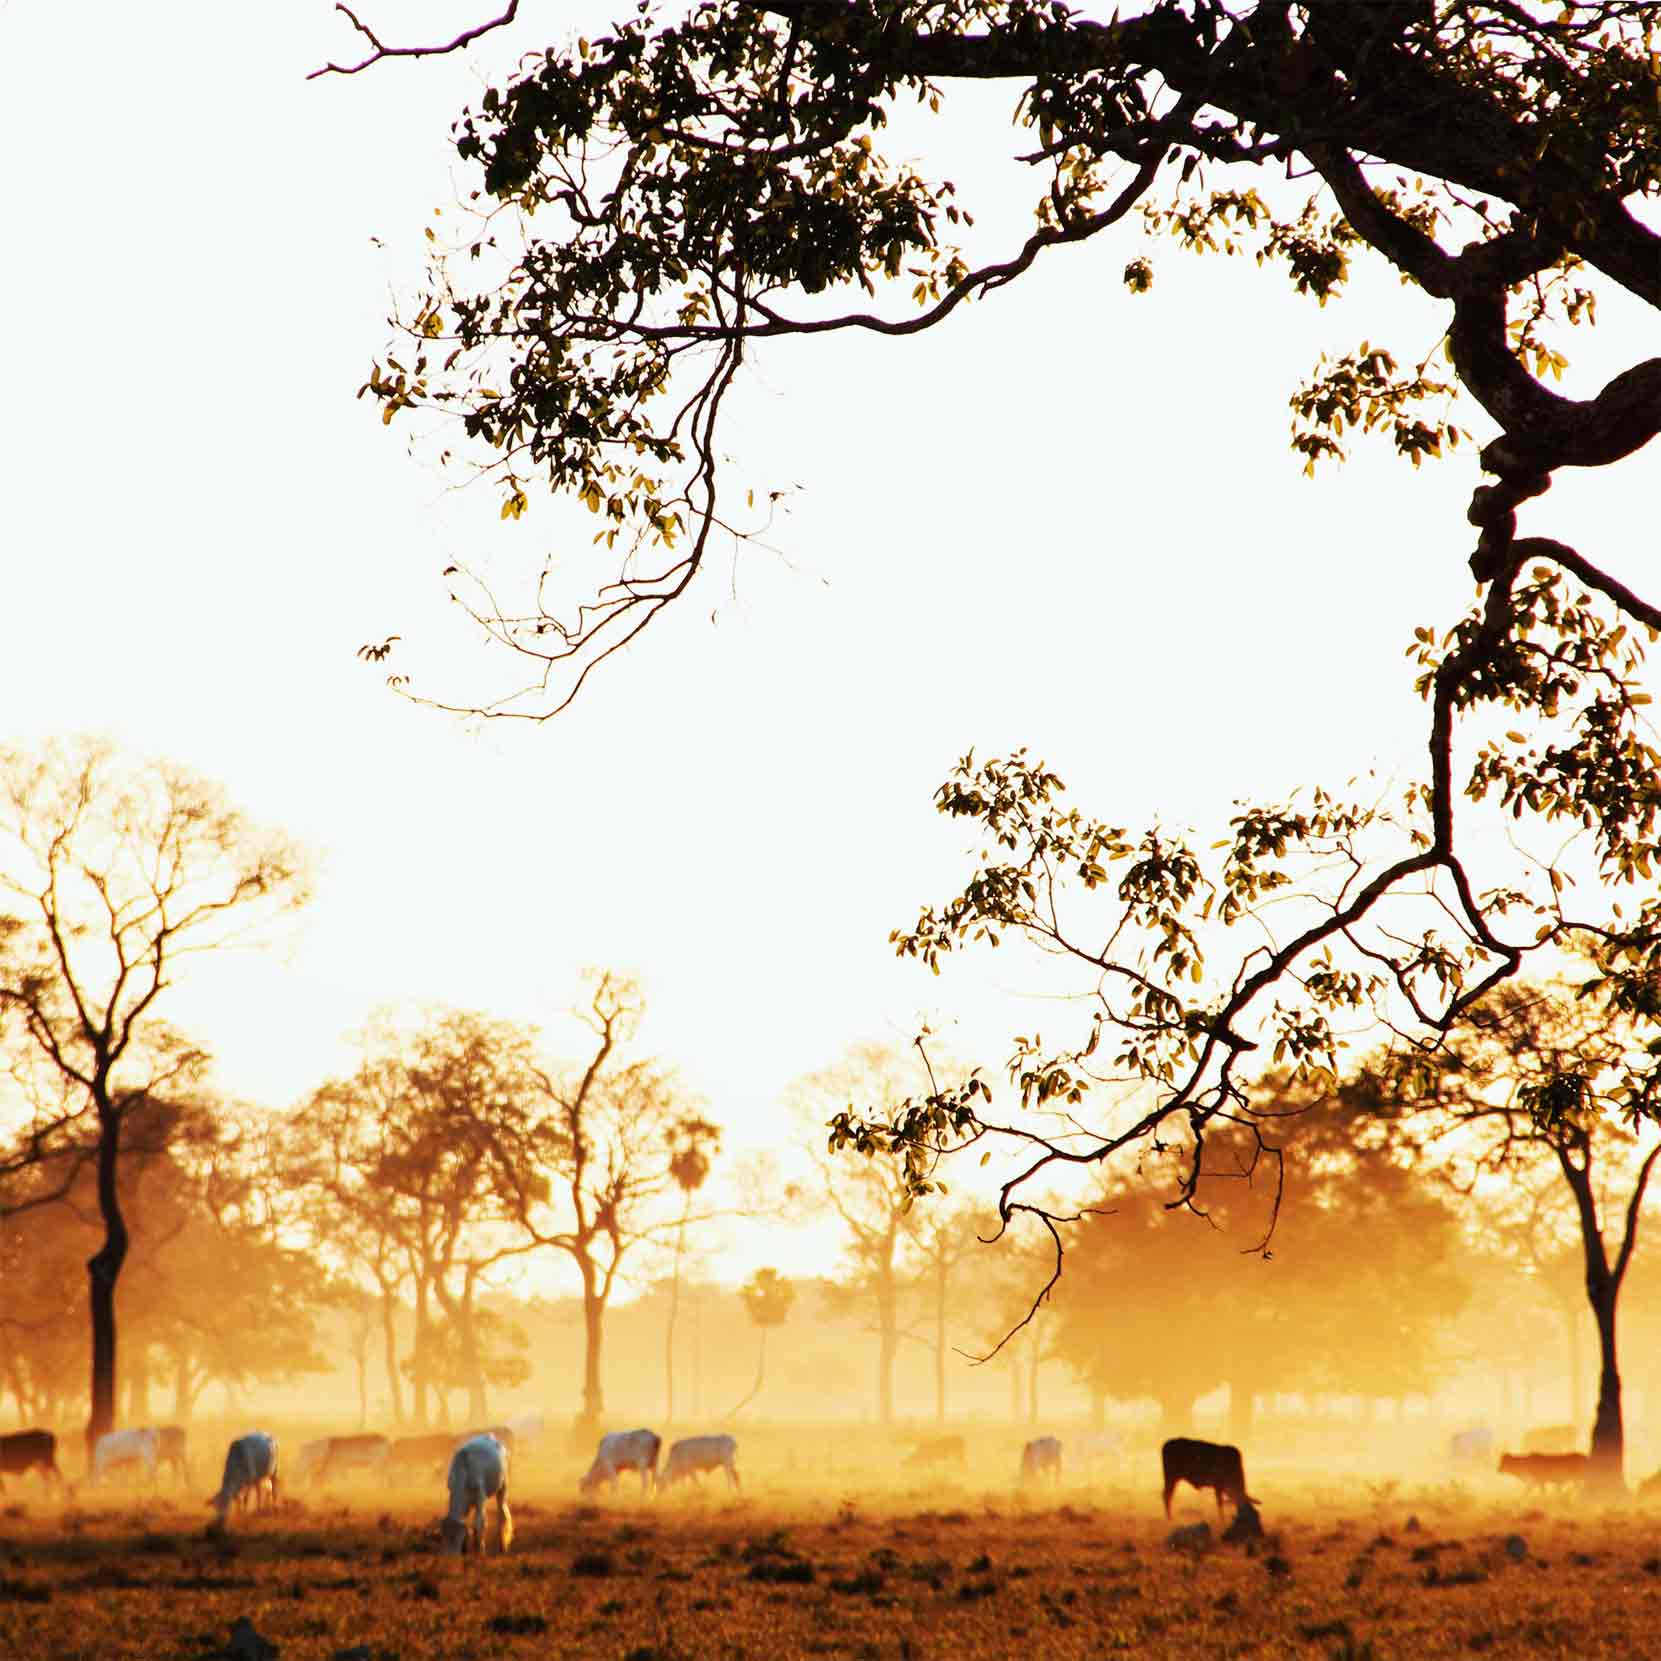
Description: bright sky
2,5,1657,1285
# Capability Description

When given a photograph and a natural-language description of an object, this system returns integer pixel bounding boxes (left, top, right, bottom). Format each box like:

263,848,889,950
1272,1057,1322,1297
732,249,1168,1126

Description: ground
3,1424,1660,1659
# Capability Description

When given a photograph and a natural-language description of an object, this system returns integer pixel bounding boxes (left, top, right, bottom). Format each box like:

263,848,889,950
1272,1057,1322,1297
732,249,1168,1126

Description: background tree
1375,979,1661,1488
355,1,1661,1303
907,1199,982,1427
0,736,307,1453
521,973,717,1425
662,1115,721,1424
291,1006,551,1425
727,1266,796,1419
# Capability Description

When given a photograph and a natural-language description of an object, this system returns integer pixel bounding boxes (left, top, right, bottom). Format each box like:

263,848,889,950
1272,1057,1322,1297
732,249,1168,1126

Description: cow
0,1430,65,1492
461,1425,516,1458
1521,1424,1578,1456
904,1435,967,1469
92,1427,159,1486
1161,1438,1256,1519
439,1433,512,1556
657,1434,740,1493
579,1428,661,1497
209,1432,279,1524
387,1433,457,1483
155,1425,189,1485
1498,1451,1590,1493
1020,1436,1063,1487
293,1434,390,1488
1448,1426,1496,1467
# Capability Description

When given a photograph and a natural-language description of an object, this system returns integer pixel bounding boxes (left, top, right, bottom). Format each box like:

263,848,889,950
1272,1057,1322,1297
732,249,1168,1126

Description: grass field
3,1427,1659,1659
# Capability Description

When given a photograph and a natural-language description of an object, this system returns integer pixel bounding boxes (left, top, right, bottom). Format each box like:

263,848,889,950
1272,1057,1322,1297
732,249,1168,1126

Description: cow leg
1163,1478,1177,1519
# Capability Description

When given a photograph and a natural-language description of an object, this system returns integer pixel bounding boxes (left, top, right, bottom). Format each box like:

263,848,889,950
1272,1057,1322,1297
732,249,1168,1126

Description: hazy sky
3,5,1657,1282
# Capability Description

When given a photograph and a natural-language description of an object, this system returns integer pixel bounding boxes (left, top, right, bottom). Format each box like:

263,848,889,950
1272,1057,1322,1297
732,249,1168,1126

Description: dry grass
2,1432,1658,1659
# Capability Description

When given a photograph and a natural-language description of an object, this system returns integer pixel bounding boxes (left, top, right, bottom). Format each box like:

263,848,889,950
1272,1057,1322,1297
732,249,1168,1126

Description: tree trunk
728,1326,768,1419
580,1260,605,1425
85,1102,128,1463
1589,1285,1625,1484
664,1198,691,1425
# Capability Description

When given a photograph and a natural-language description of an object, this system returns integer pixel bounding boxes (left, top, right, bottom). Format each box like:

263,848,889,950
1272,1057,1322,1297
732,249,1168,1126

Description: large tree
345,3,1660,1281
1373,979,1661,1489
0,737,308,1456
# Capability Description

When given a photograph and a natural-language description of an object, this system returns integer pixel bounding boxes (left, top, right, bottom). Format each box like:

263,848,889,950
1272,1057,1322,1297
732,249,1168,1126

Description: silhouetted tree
1377,980,1661,1490
662,1116,721,1423
0,737,308,1456
907,1201,981,1427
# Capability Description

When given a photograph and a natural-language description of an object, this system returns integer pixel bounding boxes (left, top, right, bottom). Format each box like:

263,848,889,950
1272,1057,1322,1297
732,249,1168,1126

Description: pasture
3,1425,1659,1660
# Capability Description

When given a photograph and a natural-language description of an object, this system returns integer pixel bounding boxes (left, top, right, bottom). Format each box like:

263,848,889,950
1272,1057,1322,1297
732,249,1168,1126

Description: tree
290,1006,552,1426
1375,980,1661,1490
908,1200,981,1427
522,973,717,1425
662,1114,721,1423
0,737,308,1456
727,1266,796,1418
352,3,1661,1301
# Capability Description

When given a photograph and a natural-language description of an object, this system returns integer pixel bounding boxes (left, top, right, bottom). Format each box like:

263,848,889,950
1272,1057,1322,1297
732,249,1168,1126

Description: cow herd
0,1416,1643,1561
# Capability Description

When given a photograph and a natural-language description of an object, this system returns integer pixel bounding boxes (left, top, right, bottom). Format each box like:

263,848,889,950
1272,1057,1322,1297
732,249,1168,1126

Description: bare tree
0,737,308,1457
520,973,719,1425
662,1116,721,1425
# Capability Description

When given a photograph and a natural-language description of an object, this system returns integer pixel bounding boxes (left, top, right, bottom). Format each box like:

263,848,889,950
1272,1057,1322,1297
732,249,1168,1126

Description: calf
440,1434,512,1556
657,1434,740,1493
579,1428,661,1497
1020,1436,1063,1487
294,1434,390,1488
209,1432,279,1524
1498,1452,1589,1493
0,1430,64,1491
904,1435,967,1469
92,1427,159,1486
1161,1438,1256,1519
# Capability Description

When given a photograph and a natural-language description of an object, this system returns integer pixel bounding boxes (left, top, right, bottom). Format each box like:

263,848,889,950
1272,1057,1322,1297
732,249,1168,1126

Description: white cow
209,1432,279,1523
1020,1436,1063,1486
92,1427,159,1485
657,1434,740,1493
579,1428,661,1497
440,1433,512,1557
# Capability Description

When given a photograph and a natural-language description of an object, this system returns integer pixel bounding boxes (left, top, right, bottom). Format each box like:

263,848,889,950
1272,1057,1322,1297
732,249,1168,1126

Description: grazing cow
439,1434,512,1556
209,1432,279,1523
579,1428,662,1496
904,1435,967,1469
657,1434,740,1493
1161,1438,1256,1519
0,1430,65,1491
1522,1424,1578,1456
92,1427,159,1486
155,1426,189,1485
1498,1452,1590,1493
1020,1436,1063,1487
461,1425,516,1457
294,1434,390,1488
388,1433,457,1483
1448,1426,1496,1467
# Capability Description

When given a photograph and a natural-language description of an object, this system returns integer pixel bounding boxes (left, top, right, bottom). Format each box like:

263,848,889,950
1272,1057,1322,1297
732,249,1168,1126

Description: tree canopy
353,2,1660,1270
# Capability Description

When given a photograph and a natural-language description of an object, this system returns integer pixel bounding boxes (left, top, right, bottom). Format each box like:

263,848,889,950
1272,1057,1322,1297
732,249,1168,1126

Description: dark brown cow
1498,1452,1589,1492
0,1429,64,1491
1161,1438,1256,1519
904,1435,967,1468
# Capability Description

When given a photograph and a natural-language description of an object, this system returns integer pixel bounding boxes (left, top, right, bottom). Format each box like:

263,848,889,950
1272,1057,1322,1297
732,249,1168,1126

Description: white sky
2,4,1657,1287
